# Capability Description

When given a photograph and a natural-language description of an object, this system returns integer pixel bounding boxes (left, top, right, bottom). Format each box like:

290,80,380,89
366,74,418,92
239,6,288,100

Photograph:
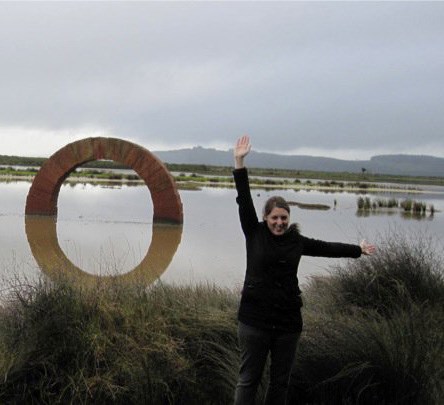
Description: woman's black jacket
233,168,362,333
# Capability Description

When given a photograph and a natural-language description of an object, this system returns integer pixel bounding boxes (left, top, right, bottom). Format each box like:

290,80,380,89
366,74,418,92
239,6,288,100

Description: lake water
1,178,443,295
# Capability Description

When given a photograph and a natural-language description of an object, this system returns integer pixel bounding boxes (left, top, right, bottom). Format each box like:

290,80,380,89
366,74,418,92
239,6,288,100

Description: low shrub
330,232,444,314
289,232,444,404
0,281,239,404
290,304,444,404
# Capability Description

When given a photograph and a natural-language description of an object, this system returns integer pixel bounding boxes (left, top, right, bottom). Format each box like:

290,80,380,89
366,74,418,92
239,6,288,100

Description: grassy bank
1,233,443,404
2,160,444,187
0,281,239,404
291,233,444,404
0,166,433,194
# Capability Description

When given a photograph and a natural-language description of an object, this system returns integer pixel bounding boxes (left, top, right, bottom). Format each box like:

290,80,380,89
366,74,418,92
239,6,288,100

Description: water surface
1,179,443,293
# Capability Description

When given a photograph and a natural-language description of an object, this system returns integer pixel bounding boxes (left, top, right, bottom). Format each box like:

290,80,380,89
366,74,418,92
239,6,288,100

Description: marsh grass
331,232,444,314
357,197,435,217
290,232,444,404
0,280,240,404
0,232,443,404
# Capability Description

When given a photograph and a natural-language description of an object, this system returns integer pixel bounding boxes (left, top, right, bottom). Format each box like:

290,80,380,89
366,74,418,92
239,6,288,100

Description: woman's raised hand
234,135,251,169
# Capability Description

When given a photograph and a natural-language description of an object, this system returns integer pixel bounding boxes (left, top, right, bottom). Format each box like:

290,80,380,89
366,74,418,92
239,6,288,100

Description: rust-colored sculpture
25,137,183,223
25,137,183,287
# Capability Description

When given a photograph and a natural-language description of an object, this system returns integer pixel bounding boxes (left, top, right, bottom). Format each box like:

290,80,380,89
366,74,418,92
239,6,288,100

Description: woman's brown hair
262,196,290,218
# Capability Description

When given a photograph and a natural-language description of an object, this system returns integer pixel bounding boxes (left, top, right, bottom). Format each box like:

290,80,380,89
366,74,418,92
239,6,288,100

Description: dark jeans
234,322,301,405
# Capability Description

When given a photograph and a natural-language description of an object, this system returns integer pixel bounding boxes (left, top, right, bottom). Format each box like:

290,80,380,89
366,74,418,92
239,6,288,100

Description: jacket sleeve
233,168,259,236
301,236,362,258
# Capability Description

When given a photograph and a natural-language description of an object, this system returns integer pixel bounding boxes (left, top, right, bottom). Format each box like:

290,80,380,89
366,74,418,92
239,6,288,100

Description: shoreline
1,174,443,195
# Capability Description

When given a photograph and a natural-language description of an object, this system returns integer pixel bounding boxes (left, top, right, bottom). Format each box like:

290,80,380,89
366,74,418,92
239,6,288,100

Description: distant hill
1,147,443,177
154,146,444,177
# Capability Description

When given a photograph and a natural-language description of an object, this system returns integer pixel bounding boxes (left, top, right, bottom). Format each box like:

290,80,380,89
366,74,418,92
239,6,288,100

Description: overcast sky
1,1,443,160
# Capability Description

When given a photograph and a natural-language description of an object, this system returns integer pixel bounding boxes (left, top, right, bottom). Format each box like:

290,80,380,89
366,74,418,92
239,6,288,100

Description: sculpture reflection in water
25,137,184,288
25,216,182,288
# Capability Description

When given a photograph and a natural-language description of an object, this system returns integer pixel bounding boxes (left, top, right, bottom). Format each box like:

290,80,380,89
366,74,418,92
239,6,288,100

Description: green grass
0,280,239,404
0,232,443,404
292,231,444,404
2,158,444,187
1,166,403,192
357,197,436,217
0,166,39,177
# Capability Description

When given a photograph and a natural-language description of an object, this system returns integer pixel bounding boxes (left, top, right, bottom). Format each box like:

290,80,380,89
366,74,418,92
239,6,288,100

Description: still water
1,179,443,293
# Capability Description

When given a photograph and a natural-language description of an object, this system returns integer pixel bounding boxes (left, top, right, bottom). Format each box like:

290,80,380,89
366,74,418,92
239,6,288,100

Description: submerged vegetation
1,232,443,404
357,196,436,217
2,159,444,188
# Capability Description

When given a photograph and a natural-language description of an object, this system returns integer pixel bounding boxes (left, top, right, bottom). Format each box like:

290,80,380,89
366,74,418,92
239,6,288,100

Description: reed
291,303,444,404
331,231,443,314
289,231,444,404
0,280,239,404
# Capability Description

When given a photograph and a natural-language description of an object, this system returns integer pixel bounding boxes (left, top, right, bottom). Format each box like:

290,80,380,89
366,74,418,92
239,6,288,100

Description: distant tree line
0,155,128,170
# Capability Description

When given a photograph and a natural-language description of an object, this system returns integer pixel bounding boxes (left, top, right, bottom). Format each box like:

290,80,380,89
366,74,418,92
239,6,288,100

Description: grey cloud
0,2,443,157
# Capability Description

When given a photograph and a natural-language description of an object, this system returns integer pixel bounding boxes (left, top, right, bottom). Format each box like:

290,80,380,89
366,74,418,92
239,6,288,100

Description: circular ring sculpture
25,137,183,222
25,137,183,286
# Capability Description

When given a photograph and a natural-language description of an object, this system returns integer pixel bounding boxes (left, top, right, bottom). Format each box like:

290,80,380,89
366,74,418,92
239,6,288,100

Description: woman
232,135,375,405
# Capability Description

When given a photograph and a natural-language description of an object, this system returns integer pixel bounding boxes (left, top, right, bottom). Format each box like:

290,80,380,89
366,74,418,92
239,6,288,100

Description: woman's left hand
360,240,376,255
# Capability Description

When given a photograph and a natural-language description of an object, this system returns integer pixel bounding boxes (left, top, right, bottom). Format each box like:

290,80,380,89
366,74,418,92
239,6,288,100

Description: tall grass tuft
0,279,239,404
331,231,444,314
289,232,444,404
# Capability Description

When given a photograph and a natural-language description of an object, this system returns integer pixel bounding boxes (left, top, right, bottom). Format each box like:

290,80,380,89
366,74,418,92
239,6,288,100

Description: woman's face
264,207,289,236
